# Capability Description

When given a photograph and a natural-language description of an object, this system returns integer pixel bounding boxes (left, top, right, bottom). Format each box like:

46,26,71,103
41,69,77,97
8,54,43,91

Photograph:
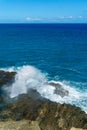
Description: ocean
0,23,87,112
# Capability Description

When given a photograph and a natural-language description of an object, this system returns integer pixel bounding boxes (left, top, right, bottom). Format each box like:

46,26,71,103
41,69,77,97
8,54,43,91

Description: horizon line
0,22,87,24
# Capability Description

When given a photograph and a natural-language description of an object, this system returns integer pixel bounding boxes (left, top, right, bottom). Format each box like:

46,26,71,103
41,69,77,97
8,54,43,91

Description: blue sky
0,0,87,23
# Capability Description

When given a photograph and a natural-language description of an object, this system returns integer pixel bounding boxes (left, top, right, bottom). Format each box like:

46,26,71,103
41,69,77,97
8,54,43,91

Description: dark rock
49,81,69,97
0,71,87,130
0,91,86,130
0,96,4,103
0,70,16,104
27,89,43,101
0,70,16,87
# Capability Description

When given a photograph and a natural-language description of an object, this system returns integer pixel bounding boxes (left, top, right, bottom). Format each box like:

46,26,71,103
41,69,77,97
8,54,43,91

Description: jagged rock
0,70,87,130
0,120,41,130
0,96,4,103
49,81,69,97
27,89,43,100
0,91,86,130
0,70,16,87
0,70,16,104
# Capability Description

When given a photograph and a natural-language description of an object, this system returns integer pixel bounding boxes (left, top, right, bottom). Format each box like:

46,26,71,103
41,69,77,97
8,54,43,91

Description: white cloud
58,16,73,20
25,15,84,23
58,16,65,19
78,16,82,19
26,17,42,21
67,16,73,19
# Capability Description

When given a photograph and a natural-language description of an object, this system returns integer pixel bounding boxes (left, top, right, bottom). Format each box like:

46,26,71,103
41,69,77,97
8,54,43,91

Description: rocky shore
0,70,87,130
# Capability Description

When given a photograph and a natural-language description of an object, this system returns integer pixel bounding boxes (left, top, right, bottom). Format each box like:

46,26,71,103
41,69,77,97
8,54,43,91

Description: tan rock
0,120,41,130
70,127,87,130
58,118,66,128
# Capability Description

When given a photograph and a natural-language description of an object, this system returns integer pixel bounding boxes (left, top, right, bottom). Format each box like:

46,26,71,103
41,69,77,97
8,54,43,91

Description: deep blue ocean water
0,24,87,112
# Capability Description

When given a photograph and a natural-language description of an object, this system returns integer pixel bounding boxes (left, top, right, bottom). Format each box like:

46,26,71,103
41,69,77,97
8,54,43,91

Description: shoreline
0,70,87,130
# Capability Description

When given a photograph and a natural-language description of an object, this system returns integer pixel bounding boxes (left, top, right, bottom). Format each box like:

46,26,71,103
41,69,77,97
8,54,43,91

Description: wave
1,65,87,113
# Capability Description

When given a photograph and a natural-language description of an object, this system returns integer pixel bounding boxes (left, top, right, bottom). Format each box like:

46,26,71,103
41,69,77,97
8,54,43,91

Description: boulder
49,81,69,97
0,70,16,87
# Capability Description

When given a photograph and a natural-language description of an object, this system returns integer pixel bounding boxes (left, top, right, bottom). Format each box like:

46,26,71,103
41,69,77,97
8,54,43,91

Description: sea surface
0,24,87,112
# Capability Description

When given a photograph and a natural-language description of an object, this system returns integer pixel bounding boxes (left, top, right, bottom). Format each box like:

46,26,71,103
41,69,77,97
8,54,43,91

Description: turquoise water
0,24,87,112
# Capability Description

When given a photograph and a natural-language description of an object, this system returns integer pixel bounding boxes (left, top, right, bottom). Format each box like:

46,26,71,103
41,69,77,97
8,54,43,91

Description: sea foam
1,65,87,113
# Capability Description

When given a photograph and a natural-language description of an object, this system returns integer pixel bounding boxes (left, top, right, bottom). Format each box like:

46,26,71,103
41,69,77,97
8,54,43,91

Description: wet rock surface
49,81,69,97
0,70,87,130
0,70,16,104
0,70,16,87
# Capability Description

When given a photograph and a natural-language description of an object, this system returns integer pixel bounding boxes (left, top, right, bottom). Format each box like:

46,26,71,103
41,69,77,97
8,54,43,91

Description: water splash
1,65,87,113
